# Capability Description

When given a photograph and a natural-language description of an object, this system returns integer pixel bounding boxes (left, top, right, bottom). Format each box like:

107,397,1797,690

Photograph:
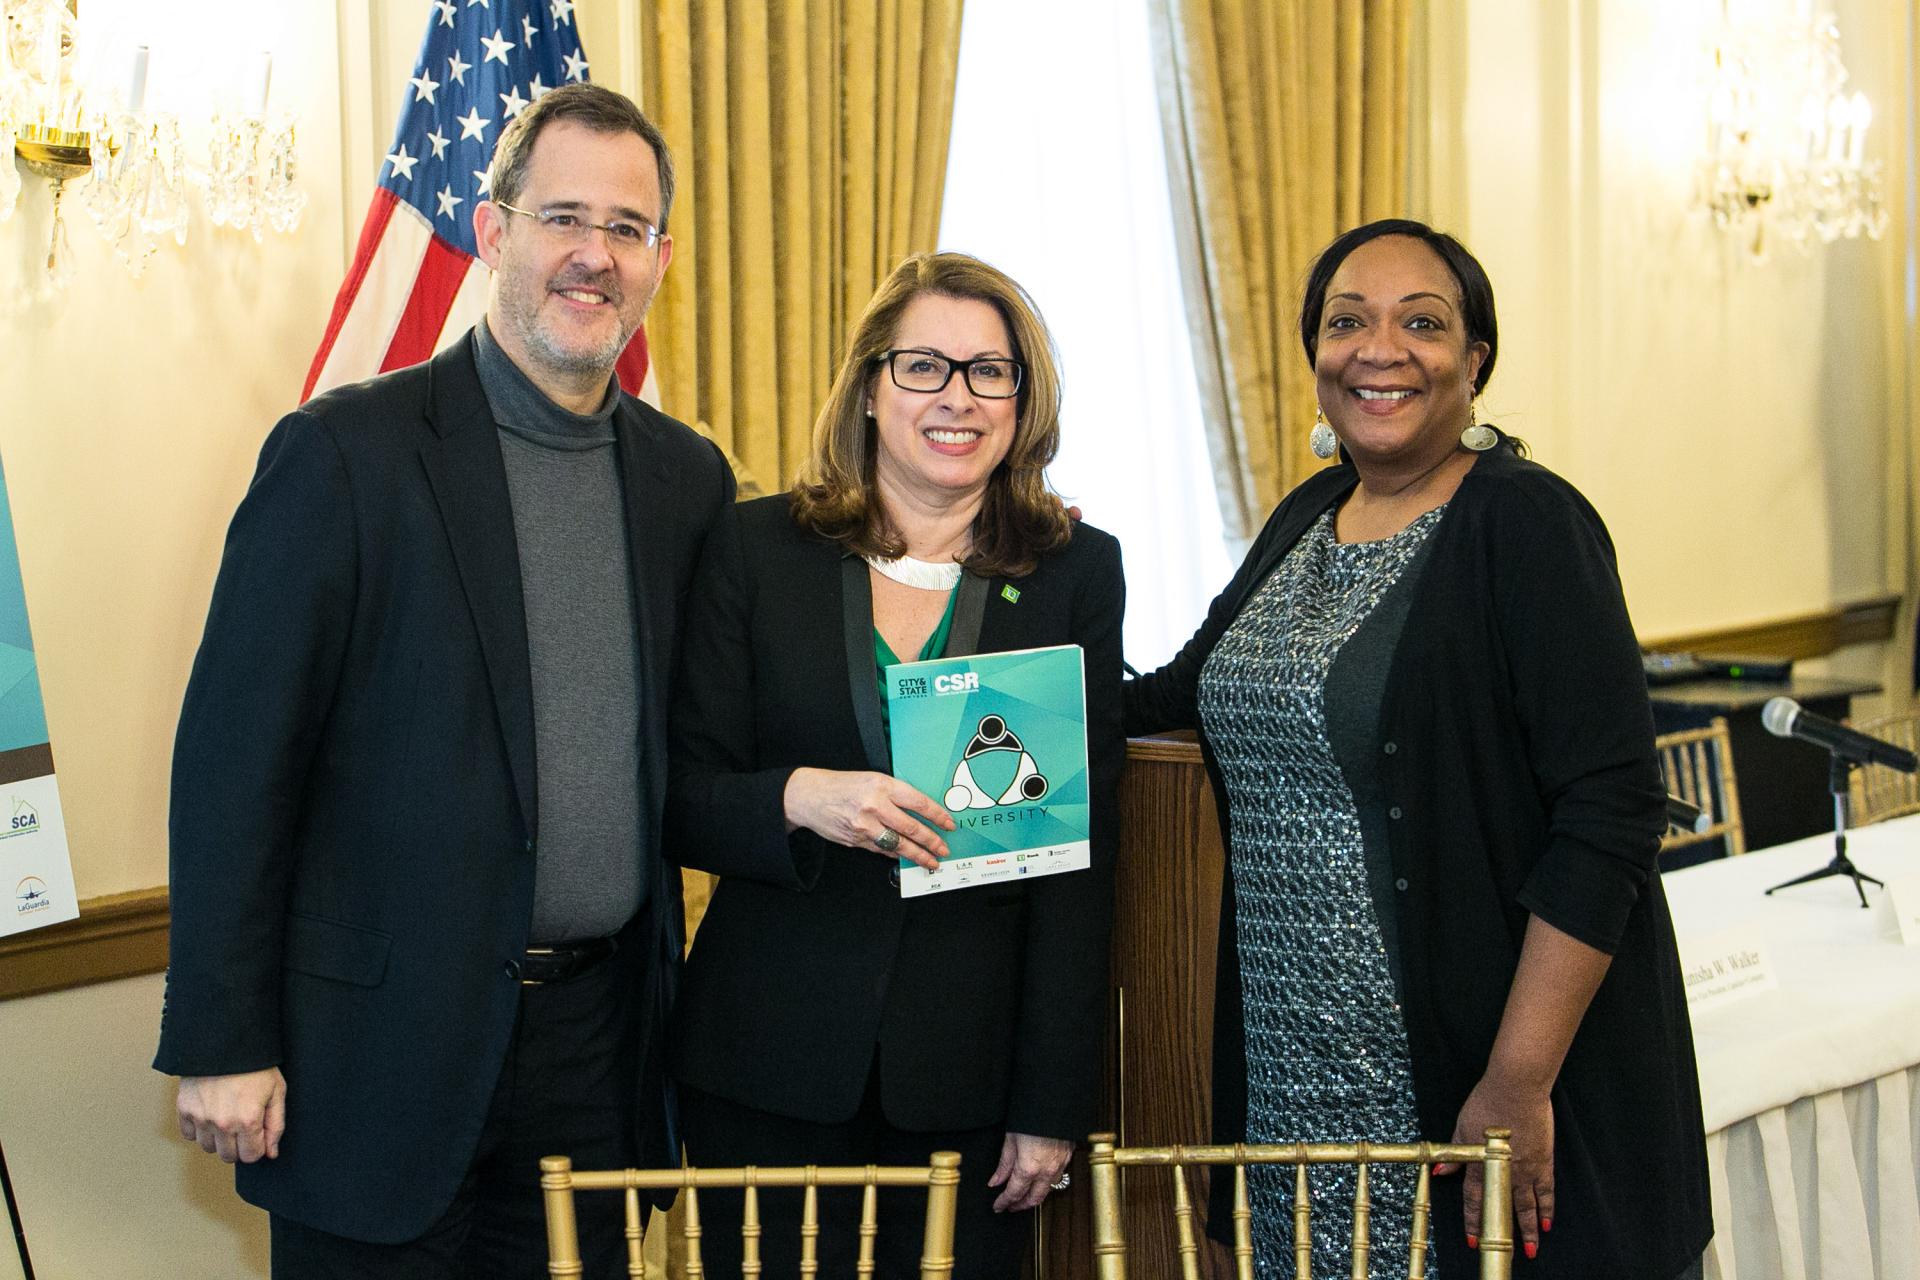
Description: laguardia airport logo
15,876,51,916
944,715,1049,811
1,796,39,840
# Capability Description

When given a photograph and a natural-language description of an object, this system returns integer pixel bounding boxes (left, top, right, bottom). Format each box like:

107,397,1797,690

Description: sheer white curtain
938,0,1231,672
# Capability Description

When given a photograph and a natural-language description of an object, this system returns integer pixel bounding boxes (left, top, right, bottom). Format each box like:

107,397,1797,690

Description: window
939,0,1231,672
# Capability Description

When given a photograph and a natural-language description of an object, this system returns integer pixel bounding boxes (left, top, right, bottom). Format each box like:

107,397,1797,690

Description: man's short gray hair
486,83,675,232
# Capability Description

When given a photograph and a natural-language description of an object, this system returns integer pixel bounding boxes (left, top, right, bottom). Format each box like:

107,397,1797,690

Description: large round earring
1309,409,1339,460
1460,399,1497,452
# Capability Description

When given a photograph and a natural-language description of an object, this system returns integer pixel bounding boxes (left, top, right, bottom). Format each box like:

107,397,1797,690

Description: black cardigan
1127,442,1711,1278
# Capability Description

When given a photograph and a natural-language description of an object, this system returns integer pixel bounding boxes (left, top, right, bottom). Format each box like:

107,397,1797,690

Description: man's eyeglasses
495,201,663,254
876,349,1024,399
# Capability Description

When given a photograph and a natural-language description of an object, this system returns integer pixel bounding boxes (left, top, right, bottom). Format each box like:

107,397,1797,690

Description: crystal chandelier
1695,0,1886,262
1,1,305,296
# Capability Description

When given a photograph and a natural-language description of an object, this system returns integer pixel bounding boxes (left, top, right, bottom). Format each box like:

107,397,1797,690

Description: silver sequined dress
1197,505,1446,1277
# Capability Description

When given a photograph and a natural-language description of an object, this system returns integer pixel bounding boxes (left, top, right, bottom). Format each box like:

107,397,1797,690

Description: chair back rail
540,1152,962,1279
1848,710,1920,826
1656,717,1747,856
1087,1133,1513,1280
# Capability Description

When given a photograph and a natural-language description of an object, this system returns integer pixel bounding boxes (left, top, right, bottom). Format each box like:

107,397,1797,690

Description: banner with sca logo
885,644,1090,899
0,450,75,938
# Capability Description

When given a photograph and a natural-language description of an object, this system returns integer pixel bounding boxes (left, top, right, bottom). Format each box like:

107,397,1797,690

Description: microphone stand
1765,753,1884,908
0,1137,34,1280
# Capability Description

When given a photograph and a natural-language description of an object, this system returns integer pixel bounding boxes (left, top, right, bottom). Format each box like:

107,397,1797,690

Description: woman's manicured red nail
1466,1233,1478,1250
1541,1217,1552,1232
1524,1241,1538,1260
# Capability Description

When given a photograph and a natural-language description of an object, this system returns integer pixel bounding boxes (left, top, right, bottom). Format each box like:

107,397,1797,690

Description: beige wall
0,0,348,903
1420,0,1908,646
0,975,268,1279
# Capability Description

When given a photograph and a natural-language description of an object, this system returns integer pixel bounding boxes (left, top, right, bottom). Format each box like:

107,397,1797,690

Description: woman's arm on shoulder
1123,478,1333,735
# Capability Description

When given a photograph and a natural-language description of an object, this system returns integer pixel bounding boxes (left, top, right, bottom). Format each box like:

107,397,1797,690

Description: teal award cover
884,644,1089,898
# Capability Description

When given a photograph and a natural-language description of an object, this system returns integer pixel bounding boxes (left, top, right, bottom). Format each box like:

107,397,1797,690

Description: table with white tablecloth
1663,813,1920,1279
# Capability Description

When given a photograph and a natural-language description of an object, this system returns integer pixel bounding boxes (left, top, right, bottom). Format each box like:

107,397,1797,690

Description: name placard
1887,874,1920,947
1678,925,1778,1011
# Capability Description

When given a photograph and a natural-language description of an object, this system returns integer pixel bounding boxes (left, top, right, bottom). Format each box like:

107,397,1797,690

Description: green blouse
873,587,960,720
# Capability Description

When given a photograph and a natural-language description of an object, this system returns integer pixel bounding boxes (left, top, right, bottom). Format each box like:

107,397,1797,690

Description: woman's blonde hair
790,252,1070,578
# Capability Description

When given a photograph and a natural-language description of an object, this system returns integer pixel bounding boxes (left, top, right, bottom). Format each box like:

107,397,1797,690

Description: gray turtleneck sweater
473,320,646,942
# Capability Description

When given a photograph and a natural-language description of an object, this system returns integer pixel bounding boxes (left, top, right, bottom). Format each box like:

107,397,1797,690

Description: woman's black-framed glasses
876,349,1024,399
494,201,663,253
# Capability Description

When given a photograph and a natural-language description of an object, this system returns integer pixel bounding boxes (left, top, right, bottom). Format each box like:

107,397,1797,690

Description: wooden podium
1029,731,1228,1279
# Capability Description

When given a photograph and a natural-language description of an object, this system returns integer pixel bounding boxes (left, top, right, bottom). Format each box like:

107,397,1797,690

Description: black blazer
666,494,1124,1141
1128,440,1711,1277
153,336,735,1242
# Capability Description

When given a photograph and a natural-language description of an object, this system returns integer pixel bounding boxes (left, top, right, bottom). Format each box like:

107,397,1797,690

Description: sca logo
0,797,39,840
15,876,51,915
944,715,1048,811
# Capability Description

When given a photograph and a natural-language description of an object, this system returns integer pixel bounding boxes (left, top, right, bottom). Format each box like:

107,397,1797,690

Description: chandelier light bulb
126,45,147,114
1846,92,1869,167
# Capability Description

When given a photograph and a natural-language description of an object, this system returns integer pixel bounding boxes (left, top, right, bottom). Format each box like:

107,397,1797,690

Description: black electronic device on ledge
1643,651,1794,686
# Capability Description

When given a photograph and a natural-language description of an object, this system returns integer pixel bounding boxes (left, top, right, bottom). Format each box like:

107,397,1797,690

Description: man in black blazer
153,85,733,1277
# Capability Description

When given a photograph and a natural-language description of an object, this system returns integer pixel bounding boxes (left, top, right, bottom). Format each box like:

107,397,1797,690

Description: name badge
1678,924,1778,1012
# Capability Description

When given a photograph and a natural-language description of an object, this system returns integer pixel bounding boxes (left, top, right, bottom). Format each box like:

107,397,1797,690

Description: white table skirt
1704,1066,1920,1280
1664,815,1920,1278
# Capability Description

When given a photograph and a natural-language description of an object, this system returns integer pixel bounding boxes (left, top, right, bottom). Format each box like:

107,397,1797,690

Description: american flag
302,0,656,403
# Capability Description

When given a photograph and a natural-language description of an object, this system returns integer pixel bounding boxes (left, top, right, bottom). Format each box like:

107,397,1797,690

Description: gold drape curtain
640,0,965,492
1890,2,1919,708
1149,0,1411,544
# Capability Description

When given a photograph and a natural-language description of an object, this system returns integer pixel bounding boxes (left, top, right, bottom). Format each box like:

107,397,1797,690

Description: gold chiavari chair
1087,1130,1514,1280
1847,710,1920,826
539,1151,962,1279
1654,717,1746,857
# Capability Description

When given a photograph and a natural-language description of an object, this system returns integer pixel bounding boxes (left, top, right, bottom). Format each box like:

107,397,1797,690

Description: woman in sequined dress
1126,220,1710,1278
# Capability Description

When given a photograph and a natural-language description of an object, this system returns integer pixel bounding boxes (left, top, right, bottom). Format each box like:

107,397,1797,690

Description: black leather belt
507,935,618,986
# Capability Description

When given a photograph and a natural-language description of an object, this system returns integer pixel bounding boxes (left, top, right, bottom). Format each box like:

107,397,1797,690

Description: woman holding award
665,251,1125,1277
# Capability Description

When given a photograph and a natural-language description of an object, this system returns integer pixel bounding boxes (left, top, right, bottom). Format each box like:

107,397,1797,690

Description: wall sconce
1696,0,1886,262
2,0,88,288
2,0,305,296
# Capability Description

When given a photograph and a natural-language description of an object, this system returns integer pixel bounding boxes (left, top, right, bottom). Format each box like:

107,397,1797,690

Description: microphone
1665,795,1710,835
1761,697,1918,773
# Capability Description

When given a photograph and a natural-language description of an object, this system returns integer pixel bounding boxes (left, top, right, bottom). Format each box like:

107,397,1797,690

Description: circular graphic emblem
944,715,1049,811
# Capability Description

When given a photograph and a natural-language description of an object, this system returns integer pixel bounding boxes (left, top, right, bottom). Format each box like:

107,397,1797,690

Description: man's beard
504,267,644,379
